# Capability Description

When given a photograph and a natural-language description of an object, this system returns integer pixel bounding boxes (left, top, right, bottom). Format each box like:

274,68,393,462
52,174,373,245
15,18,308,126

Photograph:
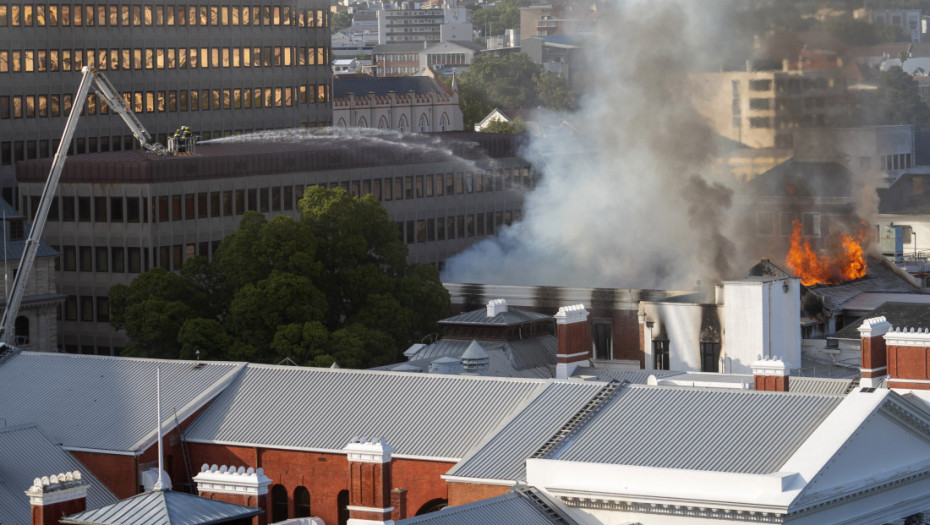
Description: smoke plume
442,0,741,289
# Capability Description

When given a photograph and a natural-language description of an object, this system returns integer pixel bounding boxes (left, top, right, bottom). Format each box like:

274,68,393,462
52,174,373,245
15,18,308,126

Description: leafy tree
535,71,577,111
470,0,532,37
331,10,353,33
481,117,528,134
858,66,930,128
109,188,451,367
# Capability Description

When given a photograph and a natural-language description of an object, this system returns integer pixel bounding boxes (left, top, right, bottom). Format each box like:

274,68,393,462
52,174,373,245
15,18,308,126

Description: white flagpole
154,367,164,491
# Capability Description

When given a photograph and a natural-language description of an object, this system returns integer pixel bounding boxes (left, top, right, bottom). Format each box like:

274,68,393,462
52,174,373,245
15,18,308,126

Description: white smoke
442,0,740,289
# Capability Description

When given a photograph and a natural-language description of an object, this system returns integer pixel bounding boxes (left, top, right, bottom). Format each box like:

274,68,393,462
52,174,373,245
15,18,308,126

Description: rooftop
61,490,262,525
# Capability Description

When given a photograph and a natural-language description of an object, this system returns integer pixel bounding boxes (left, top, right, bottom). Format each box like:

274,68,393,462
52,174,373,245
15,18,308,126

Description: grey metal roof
61,490,262,525
789,376,855,395
446,381,606,482
397,487,578,525
571,367,676,384
0,352,245,453
184,366,549,459
0,198,58,261
334,76,446,98
440,307,551,326
0,425,118,525
830,302,930,340
386,336,558,379
554,385,845,474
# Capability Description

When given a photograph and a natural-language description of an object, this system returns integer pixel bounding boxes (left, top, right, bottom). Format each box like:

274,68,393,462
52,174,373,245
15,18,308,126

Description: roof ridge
244,362,551,384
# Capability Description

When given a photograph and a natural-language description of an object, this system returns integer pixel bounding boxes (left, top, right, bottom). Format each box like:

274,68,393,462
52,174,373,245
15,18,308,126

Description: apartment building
16,132,534,355
377,2,471,45
0,1,333,205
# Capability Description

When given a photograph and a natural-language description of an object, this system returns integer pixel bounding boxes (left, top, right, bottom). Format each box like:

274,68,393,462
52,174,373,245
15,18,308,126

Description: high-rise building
0,2,333,204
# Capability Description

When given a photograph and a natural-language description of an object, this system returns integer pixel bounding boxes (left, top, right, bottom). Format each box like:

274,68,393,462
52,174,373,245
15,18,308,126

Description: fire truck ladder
844,377,861,395
514,486,575,525
174,408,196,492
531,379,626,460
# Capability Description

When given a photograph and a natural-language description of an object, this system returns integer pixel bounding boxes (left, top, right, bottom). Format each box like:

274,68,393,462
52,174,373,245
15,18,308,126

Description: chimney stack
344,437,395,525
486,298,508,318
193,464,272,525
885,326,930,390
554,304,591,379
390,488,407,522
26,471,88,525
752,358,790,392
858,316,891,388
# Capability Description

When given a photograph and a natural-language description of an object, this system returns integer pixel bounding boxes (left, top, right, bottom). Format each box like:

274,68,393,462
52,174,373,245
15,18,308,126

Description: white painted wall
722,277,800,374
639,302,705,372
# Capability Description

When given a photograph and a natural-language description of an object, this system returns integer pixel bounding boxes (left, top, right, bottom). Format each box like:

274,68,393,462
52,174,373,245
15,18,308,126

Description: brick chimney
554,304,591,379
26,471,88,525
752,358,790,392
885,326,930,390
390,488,407,522
857,316,891,388
193,464,272,525
344,437,394,525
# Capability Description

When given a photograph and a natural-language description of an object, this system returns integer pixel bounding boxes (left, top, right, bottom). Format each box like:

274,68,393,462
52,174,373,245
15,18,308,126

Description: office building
0,1,333,205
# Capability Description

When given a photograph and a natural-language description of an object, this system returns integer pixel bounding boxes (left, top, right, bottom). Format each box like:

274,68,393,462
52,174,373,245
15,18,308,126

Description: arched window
357,116,368,128
439,113,449,132
14,316,28,345
337,490,349,525
336,117,347,128
418,114,429,132
398,114,409,133
378,115,389,129
271,484,289,522
416,498,447,516
294,486,311,518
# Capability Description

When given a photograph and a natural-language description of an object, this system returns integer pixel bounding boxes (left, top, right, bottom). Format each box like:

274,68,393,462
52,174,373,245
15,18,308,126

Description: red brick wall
613,310,642,364
447,482,510,506
888,345,930,381
754,375,789,392
68,451,137,500
31,497,86,525
391,457,455,515
557,321,590,357
861,335,887,376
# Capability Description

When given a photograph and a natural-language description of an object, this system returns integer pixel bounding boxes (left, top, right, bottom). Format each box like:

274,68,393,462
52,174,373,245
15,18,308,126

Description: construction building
0,1,333,206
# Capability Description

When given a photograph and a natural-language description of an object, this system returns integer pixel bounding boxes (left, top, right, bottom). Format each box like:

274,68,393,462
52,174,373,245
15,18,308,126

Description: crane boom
0,66,173,348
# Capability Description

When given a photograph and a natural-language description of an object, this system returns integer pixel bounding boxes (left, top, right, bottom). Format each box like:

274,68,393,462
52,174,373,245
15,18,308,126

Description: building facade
0,1,333,205
377,3,470,45
333,73,463,131
16,132,533,355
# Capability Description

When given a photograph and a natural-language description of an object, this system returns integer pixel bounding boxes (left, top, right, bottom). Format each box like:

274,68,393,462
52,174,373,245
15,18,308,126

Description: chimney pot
486,298,508,317
752,358,790,392
26,470,88,525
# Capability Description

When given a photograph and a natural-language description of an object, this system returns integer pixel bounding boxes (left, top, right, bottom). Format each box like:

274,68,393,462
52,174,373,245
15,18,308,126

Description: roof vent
487,298,508,318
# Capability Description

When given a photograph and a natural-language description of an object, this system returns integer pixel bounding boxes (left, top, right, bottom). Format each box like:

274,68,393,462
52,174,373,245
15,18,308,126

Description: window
700,342,720,372
14,316,28,345
94,196,107,222
593,322,612,360
112,247,125,273
78,197,91,222
128,247,141,273
81,296,94,322
654,340,669,371
96,247,108,272
79,246,92,272
749,79,772,91
294,487,310,518
271,485,289,523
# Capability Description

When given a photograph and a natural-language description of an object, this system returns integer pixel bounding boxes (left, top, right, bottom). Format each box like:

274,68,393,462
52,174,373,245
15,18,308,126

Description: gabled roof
553,384,844,474
0,198,58,261
878,172,930,214
382,336,557,379
61,490,261,525
0,425,118,525
742,160,853,199
0,352,245,453
805,257,920,312
445,381,607,482
334,76,445,99
397,486,578,525
184,365,556,460
440,307,551,326
830,302,930,341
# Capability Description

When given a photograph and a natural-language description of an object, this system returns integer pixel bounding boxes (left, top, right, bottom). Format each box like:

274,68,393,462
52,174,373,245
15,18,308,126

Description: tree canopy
458,52,577,129
857,66,930,128
109,187,451,368
470,0,532,37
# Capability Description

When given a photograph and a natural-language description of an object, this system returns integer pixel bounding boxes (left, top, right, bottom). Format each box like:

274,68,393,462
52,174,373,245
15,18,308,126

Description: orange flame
785,218,867,286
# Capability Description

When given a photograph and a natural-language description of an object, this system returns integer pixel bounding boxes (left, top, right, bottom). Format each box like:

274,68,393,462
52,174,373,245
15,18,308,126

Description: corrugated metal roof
0,425,118,525
397,487,578,525
555,385,845,474
387,336,557,379
61,490,261,525
440,307,551,326
571,367,675,384
184,366,548,459
789,376,855,395
0,352,245,453
446,381,606,482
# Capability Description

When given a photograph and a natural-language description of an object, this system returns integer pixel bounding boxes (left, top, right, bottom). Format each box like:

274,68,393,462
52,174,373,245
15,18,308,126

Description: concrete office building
0,1,333,205
16,131,534,355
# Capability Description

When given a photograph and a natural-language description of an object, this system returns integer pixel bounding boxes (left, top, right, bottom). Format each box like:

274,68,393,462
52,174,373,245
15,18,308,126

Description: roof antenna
153,367,165,491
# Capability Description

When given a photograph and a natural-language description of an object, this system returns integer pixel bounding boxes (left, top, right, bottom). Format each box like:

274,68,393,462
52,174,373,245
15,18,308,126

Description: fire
785,218,867,286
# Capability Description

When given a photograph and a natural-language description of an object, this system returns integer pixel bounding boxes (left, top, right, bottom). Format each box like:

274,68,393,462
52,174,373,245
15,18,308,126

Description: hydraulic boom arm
0,66,169,347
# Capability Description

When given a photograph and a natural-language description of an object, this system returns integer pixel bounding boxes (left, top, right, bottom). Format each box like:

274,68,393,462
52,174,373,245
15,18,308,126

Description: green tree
470,0,532,37
331,10,353,33
858,66,930,127
535,71,576,111
481,117,528,134
109,188,451,367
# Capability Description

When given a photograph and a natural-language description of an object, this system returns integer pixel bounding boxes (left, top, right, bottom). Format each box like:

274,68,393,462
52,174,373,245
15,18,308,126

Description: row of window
61,294,109,323
0,4,328,28
0,83,329,122
0,46,330,73
651,340,721,373
377,53,419,62
2,127,313,165
400,210,521,244
270,485,311,523
21,169,532,225
881,153,913,171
